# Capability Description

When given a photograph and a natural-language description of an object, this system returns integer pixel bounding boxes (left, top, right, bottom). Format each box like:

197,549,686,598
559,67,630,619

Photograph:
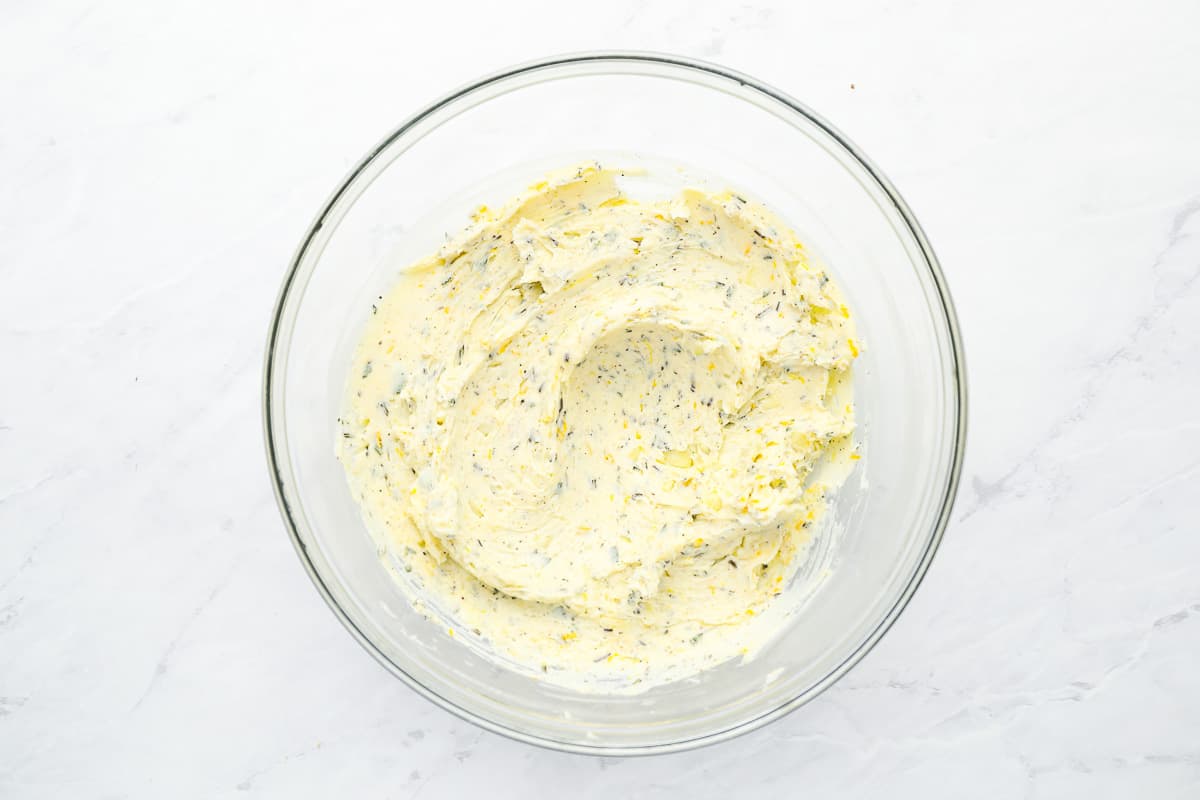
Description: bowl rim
262,50,968,756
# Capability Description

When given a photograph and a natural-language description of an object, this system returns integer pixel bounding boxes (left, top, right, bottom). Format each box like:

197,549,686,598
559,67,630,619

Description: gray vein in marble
0,696,28,718
235,743,323,793
131,574,232,711
959,195,1200,521
0,546,42,595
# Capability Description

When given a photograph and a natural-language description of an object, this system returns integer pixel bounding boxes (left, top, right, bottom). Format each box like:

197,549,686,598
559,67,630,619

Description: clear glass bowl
263,52,967,754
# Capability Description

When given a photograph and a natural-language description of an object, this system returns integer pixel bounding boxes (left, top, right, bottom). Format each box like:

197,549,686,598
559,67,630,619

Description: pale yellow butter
338,164,858,691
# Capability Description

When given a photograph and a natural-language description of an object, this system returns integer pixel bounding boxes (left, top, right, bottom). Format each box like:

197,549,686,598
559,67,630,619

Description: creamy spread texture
338,164,859,691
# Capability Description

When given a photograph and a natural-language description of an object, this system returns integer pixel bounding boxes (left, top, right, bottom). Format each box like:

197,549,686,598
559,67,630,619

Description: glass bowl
263,52,966,754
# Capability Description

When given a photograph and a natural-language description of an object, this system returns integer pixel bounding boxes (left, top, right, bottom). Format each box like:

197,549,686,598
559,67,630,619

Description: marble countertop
3,1,1198,796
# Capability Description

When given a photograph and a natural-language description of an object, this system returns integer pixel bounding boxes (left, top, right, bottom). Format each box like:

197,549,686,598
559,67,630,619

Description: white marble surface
3,0,1199,796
